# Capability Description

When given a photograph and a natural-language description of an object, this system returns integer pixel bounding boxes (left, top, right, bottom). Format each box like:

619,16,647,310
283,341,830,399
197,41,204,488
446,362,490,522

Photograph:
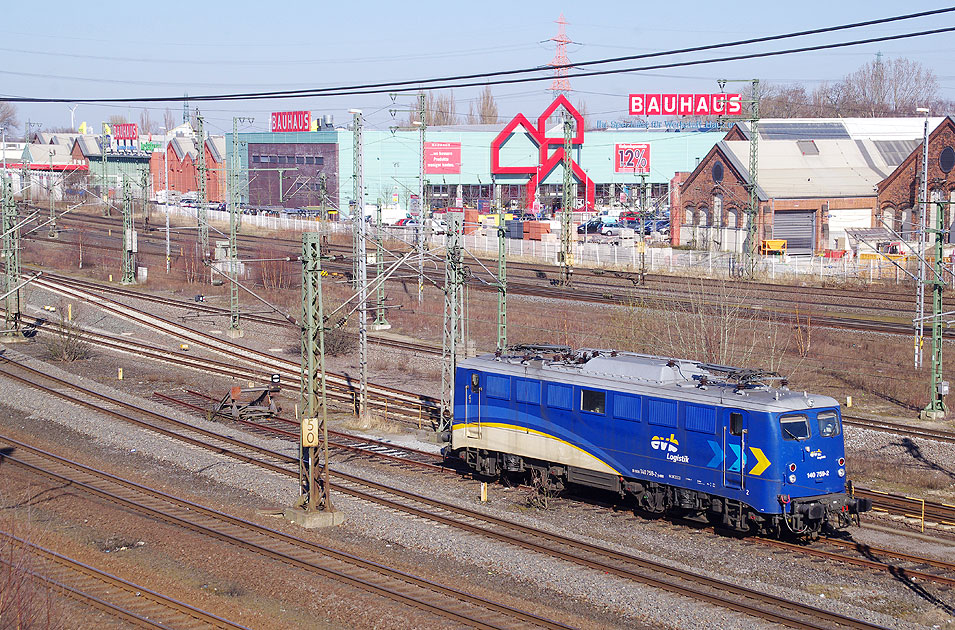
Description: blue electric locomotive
446,346,871,536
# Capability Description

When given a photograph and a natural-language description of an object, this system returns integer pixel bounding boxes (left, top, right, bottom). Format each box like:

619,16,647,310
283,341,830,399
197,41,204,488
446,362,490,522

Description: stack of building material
523,221,552,241
506,220,524,239
463,208,480,234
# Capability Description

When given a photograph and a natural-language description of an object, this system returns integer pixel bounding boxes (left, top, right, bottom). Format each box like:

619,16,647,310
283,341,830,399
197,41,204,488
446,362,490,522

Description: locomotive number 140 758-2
806,470,830,479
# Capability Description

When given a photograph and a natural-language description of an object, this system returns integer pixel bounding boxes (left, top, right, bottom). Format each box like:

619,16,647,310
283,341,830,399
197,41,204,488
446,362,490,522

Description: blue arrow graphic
706,440,724,468
728,443,743,472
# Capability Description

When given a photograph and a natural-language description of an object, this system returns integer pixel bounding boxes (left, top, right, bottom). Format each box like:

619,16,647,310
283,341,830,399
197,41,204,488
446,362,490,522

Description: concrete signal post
285,231,343,528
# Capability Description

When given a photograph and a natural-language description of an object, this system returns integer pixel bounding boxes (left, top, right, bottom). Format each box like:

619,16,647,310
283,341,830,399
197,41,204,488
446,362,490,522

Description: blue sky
2,1,953,136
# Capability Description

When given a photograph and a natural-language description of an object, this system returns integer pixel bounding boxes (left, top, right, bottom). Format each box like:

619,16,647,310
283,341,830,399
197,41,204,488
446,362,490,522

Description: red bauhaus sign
271,111,311,133
629,93,742,116
113,123,138,141
424,142,461,174
614,143,650,174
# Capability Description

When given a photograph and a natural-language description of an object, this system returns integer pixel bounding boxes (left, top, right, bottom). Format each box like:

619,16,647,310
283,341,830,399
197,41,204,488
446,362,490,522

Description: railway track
34,212,952,339
0,356,904,629
0,530,248,629
18,275,955,531
162,389,955,590
30,272,955,446
0,435,570,630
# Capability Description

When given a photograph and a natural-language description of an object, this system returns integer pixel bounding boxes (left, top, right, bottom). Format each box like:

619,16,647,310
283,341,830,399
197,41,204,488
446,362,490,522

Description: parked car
599,221,623,236
395,217,418,226
511,212,538,221
577,218,604,234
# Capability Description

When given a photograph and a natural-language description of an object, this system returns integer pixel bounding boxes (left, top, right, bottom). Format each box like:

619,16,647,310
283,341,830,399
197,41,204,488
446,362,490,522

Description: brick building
674,118,948,254
876,117,955,239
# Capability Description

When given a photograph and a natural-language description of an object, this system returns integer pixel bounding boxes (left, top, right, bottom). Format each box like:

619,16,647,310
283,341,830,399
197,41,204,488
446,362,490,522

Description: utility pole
140,166,149,234
497,198,507,352
416,92,427,304
1,177,22,335
121,176,136,285
101,122,110,216
288,231,343,527
229,116,253,338
745,79,760,276
351,113,363,291
350,109,369,420
558,117,574,285
921,200,949,420
440,209,465,433
196,109,208,256
915,108,930,369
48,150,57,238
372,200,390,330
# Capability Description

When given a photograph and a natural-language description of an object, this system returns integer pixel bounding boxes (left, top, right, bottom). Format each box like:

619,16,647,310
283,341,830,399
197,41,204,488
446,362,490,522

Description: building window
251,155,260,163
295,156,305,164
316,156,324,165
305,156,315,165
259,156,270,163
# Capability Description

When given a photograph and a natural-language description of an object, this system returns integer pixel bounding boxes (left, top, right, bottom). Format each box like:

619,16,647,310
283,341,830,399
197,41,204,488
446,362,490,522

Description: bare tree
163,108,175,132
408,90,458,127
468,85,498,124
139,109,156,134
576,98,590,130
0,102,18,132
107,114,128,126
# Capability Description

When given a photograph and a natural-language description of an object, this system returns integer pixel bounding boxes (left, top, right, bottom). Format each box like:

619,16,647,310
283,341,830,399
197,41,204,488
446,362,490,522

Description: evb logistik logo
651,434,688,463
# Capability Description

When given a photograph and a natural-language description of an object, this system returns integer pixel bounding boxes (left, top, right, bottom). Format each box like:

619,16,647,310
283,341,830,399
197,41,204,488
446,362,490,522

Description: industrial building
228,104,722,216
675,117,955,254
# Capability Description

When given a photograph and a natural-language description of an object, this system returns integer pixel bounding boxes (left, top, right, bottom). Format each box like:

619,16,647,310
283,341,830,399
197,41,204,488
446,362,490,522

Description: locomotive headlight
788,474,797,484
838,457,845,466
788,463,797,472
838,468,845,478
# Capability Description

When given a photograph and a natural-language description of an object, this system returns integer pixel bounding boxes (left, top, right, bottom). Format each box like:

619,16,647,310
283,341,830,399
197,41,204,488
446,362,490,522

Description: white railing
164,205,943,285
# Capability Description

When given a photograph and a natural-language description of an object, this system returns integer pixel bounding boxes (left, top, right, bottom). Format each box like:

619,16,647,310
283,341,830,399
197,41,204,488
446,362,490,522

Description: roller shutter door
773,210,815,255
828,208,871,249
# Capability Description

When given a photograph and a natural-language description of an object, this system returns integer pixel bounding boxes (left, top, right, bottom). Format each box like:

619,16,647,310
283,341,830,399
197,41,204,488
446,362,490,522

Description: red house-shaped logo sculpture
490,95,595,209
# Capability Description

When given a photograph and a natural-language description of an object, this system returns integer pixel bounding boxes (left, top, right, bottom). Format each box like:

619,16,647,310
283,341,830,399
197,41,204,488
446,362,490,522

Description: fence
161,204,952,286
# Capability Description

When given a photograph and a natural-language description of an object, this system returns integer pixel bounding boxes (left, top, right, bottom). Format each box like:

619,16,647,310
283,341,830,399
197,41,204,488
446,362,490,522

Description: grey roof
35,132,81,146
733,117,947,142
170,136,197,161
21,143,76,165
207,136,226,162
719,137,896,198
458,349,838,414
73,135,102,157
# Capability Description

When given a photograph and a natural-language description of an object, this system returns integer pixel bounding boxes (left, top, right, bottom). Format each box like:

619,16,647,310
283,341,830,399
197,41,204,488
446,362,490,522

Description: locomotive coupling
847,496,872,514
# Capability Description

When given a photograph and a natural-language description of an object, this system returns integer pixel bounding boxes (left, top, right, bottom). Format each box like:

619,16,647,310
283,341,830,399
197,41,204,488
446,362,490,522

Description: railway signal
121,176,136,285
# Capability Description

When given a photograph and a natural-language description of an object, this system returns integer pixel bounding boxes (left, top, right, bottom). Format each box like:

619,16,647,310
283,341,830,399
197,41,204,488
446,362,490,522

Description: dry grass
17,212,952,420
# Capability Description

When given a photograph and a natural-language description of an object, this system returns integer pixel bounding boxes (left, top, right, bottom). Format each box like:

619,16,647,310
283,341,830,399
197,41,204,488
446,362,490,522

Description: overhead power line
4,7,955,104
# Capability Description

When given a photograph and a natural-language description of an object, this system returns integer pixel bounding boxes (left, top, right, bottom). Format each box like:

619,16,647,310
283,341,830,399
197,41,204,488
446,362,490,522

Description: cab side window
729,412,743,437
817,411,841,437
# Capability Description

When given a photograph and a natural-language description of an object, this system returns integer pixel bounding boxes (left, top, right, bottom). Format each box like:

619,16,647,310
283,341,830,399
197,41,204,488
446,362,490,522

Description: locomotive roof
459,348,839,413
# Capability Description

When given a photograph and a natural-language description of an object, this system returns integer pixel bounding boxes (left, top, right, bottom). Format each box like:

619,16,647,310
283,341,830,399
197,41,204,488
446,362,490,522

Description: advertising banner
614,143,650,174
628,93,741,116
424,142,461,174
270,111,311,133
113,123,139,141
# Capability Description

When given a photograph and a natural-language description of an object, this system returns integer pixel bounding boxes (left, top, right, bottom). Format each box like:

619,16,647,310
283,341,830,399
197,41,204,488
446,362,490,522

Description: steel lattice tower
100,123,109,216
121,176,136,284
745,79,760,275
440,210,465,431
497,200,507,352
229,117,253,335
548,14,573,96
2,177,21,332
196,110,208,256
299,231,333,512
559,118,574,285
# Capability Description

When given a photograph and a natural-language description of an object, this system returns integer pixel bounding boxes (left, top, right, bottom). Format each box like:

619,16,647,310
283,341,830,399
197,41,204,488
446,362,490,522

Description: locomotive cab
772,406,870,535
